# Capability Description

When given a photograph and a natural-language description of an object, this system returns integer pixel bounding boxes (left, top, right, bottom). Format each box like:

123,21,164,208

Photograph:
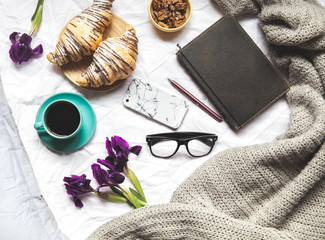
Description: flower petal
18,46,33,64
106,137,115,158
91,163,108,186
105,156,115,165
114,153,128,172
97,158,115,171
129,145,142,155
32,44,43,55
9,32,20,43
9,32,43,64
73,197,84,208
63,174,93,208
108,172,125,185
64,183,77,197
9,44,19,63
115,163,125,172
9,42,33,64
111,136,129,154
63,174,92,196
64,174,87,184
19,33,32,46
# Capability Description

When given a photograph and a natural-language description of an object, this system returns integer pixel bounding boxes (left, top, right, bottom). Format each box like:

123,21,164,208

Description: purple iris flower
9,32,43,64
91,163,125,194
63,174,93,208
100,136,142,172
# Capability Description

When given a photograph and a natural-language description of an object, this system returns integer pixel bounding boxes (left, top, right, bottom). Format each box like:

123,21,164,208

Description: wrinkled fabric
2,0,325,239
0,77,67,240
0,1,293,239
87,0,325,239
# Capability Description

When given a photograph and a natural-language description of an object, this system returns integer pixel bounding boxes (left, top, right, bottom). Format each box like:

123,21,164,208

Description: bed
0,0,324,239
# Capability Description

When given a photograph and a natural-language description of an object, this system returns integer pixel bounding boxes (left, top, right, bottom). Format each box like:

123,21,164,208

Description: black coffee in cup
45,101,80,136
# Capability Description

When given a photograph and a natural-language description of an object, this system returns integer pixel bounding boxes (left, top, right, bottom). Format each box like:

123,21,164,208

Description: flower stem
138,199,149,206
125,166,147,202
94,190,127,203
30,0,44,36
117,186,141,209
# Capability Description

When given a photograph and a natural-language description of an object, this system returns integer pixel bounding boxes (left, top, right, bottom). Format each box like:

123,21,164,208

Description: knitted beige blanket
88,0,325,239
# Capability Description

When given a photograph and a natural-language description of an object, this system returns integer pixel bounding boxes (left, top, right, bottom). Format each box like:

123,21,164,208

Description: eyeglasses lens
151,139,178,157
187,137,214,156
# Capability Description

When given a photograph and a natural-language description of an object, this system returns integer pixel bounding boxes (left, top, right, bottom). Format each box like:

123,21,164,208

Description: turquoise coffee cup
34,99,83,140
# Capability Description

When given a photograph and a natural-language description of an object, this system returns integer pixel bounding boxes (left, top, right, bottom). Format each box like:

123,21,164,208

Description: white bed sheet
1,0,323,239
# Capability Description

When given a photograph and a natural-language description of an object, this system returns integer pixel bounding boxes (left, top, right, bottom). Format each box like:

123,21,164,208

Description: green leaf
129,188,149,207
100,193,128,203
110,186,124,197
125,167,146,202
30,0,44,35
129,188,145,202
110,186,142,208
31,0,44,21
118,187,141,209
95,191,127,203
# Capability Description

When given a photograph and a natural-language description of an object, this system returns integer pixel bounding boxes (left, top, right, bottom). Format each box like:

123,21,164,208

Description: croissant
47,0,114,66
76,24,138,88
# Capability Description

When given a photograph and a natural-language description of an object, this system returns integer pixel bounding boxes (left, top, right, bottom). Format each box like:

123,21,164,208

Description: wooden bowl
61,14,129,92
148,0,192,33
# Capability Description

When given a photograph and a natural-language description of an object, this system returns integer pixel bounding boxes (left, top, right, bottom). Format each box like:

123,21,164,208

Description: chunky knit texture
87,0,325,239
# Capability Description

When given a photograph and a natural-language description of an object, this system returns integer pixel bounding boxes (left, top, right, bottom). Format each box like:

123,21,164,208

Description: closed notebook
176,15,290,131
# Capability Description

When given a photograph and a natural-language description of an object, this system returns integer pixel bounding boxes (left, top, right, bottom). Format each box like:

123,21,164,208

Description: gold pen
167,78,222,122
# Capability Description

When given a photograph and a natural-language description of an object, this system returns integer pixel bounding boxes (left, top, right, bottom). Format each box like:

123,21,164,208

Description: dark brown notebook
176,15,290,131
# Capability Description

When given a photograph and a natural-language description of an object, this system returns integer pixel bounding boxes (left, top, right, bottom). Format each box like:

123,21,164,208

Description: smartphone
123,79,189,129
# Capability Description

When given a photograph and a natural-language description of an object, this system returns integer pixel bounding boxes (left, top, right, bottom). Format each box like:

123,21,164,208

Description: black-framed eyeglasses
146,132,218,158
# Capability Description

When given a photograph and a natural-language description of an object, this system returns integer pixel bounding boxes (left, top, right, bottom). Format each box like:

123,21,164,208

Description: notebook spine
176,51,240,131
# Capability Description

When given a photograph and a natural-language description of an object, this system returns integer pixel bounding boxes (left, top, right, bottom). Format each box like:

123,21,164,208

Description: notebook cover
176,15,290,131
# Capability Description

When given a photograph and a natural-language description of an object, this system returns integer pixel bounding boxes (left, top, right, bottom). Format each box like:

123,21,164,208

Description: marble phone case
123,79,189,129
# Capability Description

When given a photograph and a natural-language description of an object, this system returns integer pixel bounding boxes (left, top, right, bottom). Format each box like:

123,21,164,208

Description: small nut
174,19,186,27
158,21,169,28
152,0,188,29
